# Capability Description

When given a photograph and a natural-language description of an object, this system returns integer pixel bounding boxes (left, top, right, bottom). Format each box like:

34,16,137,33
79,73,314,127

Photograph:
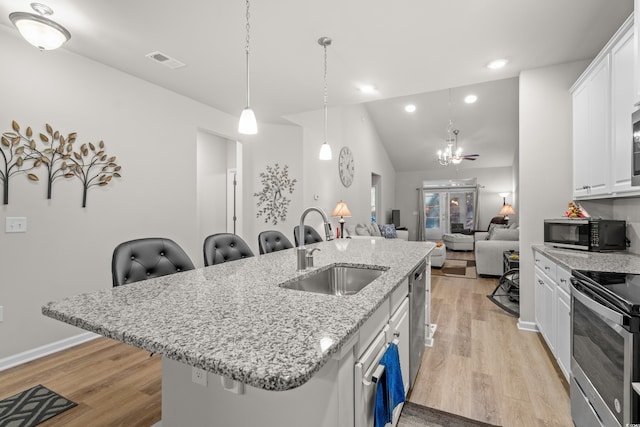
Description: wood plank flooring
409,251,572,426
0,250,572,426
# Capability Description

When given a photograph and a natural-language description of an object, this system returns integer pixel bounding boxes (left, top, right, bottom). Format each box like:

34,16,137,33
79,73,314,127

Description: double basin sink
279,264,388,296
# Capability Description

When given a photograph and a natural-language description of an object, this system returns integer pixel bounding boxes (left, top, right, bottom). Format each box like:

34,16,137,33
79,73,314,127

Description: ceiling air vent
145,51,186,70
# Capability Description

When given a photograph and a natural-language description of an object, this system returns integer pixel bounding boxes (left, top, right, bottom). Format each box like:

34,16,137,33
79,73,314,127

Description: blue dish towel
374,343,405,427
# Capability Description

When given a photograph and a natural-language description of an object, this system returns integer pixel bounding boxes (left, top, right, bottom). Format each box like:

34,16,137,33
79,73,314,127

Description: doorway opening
423,178,478,240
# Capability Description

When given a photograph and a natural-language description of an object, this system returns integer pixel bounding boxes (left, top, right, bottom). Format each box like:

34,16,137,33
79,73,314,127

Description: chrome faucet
297,207,333,271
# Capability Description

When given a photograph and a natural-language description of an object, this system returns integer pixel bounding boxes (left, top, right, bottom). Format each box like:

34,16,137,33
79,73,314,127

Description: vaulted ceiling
0,0,633,171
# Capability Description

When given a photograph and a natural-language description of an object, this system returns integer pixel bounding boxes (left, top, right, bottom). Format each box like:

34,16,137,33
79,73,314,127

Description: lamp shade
9,12,70,50
332,201,352,218
238,107,257,134
499,204,515,216
319,142,332,160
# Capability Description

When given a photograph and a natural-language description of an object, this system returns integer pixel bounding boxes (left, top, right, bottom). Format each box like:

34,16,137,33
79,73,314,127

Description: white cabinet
389,297,410,395
572,54,611,197
611,26,636,193
571,15,635,199
533,251,571,382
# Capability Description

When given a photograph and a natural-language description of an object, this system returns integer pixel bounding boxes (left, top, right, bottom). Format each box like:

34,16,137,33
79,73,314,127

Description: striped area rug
0,384,76,427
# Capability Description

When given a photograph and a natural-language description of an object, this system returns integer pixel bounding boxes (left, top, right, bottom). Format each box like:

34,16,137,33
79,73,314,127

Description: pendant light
318,37,332,160
9,3,71,51
238,0,257,135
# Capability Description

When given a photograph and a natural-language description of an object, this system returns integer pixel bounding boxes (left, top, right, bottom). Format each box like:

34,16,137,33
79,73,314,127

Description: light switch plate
192,367,207,386
6,217,27,233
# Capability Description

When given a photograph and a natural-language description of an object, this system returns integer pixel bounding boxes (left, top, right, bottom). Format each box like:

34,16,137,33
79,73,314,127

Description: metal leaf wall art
253,163,297,225
0,120,122,207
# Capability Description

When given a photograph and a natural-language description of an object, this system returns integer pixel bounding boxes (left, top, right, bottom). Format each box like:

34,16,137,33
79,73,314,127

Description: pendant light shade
239,107,257,135
9,4,70,51
318,37,332,160
319,142,332,160
238,0,258,135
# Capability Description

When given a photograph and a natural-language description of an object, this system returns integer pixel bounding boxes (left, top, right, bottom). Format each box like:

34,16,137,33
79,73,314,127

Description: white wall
0,27,302,359
518,60,589,325
286,104,396,234
395,166,516,241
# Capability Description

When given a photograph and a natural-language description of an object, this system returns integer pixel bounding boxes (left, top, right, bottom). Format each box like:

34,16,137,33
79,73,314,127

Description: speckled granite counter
532,244,640,273
43,239,434,391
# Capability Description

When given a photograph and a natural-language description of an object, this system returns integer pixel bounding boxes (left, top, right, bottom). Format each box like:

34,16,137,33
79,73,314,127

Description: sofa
343,223,409,241
474,226,519,276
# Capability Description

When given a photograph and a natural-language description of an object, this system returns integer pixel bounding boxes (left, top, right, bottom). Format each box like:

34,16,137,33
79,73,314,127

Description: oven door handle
571,283,624,327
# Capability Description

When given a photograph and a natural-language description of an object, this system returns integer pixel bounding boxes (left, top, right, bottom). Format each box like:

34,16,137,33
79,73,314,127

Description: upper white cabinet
571,15,635,199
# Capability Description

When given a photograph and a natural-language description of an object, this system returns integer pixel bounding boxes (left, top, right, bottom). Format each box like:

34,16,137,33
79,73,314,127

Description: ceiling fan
437,127,480,165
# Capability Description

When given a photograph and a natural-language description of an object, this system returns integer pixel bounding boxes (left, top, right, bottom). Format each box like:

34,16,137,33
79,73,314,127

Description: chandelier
437,120,463,166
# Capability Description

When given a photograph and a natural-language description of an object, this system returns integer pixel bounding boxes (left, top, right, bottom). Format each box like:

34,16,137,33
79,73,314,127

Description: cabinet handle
538,279,544,285
393,332,400,338
544,266,550,271
560,278,567,283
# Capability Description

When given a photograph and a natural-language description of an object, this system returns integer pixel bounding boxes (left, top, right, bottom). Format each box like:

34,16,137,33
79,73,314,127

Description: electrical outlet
192,367,207,386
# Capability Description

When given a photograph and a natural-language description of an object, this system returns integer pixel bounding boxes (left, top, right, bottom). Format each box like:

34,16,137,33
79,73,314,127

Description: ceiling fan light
319,142,332,160
238,107,257,134
9,12,70,50
451,157,462,165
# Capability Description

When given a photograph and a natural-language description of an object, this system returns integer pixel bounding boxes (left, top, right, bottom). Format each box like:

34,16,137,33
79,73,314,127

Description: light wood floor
0,251,572,427
409,251,573,426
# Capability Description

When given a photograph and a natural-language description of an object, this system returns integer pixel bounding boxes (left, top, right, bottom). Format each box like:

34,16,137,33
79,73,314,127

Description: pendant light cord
323,41,328,143
245,0,251,108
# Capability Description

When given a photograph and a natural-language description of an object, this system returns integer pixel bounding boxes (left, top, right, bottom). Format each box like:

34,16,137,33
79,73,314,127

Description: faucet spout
297,206,333,271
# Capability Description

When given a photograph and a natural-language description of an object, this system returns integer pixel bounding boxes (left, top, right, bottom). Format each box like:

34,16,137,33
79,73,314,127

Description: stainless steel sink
279,265,387,296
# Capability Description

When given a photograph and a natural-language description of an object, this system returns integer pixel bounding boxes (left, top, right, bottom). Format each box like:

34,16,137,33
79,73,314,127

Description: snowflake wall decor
253,163,297,225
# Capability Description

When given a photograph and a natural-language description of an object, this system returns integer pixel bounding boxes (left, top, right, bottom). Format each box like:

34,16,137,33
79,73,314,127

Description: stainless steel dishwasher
408,259,426,388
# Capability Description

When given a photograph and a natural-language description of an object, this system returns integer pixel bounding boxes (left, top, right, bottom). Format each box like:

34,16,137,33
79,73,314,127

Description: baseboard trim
517,319,539,332
0,332,99,371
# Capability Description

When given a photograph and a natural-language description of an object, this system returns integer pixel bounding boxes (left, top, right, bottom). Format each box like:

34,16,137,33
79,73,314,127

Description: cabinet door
587,56,612,196
573,83,591,197
389,297,410,396
611,27,636,194
556,286,571,382
534,268,555,353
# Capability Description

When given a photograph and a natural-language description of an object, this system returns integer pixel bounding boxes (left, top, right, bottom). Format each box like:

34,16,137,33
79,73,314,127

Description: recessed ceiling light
404,104,416,113
464,95,478,104
487,59,508,70
358,84,377,94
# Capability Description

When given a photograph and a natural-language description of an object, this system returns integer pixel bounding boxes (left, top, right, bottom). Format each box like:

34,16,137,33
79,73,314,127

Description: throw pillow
344,223,357,237
486,223,508,240
369,223,382,237
380,224,398,239
490,228,519,241
355,223,371,236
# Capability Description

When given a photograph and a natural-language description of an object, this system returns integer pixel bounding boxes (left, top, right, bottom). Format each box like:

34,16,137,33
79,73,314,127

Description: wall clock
338,146,354,187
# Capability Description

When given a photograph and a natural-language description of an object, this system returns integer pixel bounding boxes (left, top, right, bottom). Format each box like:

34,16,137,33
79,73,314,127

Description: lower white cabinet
533,250,571,382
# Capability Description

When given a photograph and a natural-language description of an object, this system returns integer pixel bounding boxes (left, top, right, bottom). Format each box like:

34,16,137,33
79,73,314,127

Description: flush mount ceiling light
464,94,478,104
318,36,333,161
238,0,257,135
358,84,377,94
487,58,508,70
9,3,71,50
404,104,416,113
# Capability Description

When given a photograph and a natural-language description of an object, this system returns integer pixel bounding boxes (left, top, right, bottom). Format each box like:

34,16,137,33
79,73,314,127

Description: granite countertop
43,239,434,391
532,244,640,274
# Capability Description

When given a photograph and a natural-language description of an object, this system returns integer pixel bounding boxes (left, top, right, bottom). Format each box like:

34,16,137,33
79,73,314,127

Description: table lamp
331,201,352,238
499,204,516,222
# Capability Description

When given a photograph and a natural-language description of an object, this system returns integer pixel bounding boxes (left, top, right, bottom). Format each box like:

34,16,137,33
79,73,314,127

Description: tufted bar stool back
258,230,293,255
203,233,254,266
293,225,323,247
111,238,196,287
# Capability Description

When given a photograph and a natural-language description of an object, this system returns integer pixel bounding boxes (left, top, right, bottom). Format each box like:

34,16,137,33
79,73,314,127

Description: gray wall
518,60,589,326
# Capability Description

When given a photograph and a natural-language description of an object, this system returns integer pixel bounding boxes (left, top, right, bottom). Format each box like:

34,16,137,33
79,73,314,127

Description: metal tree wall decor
0,120,122,207
254,163,297,225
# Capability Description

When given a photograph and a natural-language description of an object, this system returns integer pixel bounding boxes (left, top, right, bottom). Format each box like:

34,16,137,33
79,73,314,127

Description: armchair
474,227,519,276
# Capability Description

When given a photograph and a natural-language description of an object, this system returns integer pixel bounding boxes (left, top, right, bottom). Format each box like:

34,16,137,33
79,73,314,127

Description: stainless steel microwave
543,218,627,251
632,109,640,186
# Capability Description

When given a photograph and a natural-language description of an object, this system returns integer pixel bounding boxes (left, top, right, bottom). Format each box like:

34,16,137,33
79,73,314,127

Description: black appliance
544,218,627,252
570,269,640,427
632,109,640,186
392,210,401,228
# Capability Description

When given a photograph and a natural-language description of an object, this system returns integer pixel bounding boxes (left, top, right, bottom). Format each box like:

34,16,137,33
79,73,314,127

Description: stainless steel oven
570,270,640,427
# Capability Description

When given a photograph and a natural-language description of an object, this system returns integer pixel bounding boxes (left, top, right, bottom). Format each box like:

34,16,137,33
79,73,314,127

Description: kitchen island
43,238,434,426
